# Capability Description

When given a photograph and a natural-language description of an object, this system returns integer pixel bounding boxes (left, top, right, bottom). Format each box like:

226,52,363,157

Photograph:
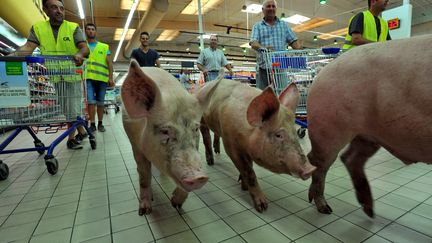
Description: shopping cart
262,48,342,138
0,56,97,180
104,87,121,114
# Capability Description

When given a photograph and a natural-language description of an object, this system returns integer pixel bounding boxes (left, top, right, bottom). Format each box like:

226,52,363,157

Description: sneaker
75,133,88,142
67,139,83,150
90,125,97,132
98,124,106,132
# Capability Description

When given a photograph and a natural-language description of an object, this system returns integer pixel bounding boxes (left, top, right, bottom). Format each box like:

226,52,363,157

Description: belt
208,70,219,72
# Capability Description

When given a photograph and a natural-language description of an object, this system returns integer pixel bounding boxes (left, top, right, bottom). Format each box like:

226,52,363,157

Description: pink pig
307,35,432,217
122,62,208,215
197,78,316,212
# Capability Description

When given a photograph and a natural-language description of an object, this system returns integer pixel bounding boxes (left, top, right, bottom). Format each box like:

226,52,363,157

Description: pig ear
195,78,223,109
279,83,299,112
247,87,280,127
121,61,161,118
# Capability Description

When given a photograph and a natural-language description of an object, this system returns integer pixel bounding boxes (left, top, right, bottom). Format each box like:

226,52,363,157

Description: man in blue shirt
250,0,301,90
197,35,233,82
131,32,161,67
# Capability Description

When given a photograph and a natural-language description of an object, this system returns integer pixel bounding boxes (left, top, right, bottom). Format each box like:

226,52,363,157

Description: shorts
86,79,108,106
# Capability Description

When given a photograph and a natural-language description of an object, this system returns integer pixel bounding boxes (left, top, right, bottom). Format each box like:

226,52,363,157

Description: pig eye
274,131,285,140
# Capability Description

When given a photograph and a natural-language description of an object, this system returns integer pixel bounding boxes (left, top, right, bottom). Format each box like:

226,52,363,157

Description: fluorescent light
76,0,85,19
114,0,139,62
0,19,26,46
240,43,251,48
113,28,136,41
283,14,310,25
156,30,180,41
197,34,215,39
241,4,262,14
121,0,151,11
181,0,224,15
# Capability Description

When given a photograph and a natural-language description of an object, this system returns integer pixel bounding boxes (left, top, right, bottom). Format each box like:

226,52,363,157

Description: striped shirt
197,47,228,71
250,17,297,68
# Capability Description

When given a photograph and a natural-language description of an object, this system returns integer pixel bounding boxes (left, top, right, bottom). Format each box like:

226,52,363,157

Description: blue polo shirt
250,17,297,68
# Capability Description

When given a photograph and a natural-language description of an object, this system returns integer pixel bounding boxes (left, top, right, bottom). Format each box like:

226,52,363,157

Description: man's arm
106,53,114,87
14,41,38,56
351,33,374,45
348,13,373,46
196,51,208,77
74,42,89,66
289,40,301,49
155,58,161,68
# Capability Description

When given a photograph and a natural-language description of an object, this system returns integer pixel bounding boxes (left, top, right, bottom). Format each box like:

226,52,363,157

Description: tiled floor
1,111,431,243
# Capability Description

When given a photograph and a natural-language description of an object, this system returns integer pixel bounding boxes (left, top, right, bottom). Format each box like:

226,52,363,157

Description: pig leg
224,144,267,212
200,120,214,165
340,136,380,218
135,150,153,216
308,131,350,214
213,134,220,154
171,187,188,210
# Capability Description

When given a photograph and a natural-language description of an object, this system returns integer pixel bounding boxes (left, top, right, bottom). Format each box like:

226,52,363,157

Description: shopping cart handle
258,47,268,53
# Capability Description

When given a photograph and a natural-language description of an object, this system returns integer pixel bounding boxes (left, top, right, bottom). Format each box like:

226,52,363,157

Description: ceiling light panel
318,27,348,40
283,14,310,25
241,4,262,14
181,0,224,15
121,0,151,11
113,28,136,41
156,30,180,41
292,17,335,32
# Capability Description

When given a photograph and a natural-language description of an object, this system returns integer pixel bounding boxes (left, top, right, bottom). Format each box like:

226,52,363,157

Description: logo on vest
63,37,71,41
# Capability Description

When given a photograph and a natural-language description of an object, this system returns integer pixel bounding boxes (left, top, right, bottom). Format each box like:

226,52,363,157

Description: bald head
262,0,277,8
262,0,277,20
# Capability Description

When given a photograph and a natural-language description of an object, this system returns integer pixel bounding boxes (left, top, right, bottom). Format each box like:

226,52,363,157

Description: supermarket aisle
0,110,432,243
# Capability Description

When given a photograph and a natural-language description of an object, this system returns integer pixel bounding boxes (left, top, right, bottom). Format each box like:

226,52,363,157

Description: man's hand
108,79,115,87
202,69,208,77
73,53,85,66
228,70,234,77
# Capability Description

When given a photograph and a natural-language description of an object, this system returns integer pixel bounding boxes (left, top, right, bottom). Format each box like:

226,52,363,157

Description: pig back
308,35,432,162
200,79,261,137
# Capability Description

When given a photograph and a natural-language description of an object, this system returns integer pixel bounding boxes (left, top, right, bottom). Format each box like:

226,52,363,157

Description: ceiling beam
67,15,245,33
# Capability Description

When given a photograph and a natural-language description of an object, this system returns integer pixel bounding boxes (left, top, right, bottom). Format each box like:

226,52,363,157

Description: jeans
205,71,220,82
86,79,108,106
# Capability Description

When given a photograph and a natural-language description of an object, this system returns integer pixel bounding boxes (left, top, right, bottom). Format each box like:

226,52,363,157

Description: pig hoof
171,200,183,210
317,204,333,214
207,160,214,166
363,206,375,218
214,148,220,154
138,207,152,215
255,202,268,213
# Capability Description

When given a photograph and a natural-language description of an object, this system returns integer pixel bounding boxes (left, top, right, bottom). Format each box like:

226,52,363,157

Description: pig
306,34,432,218
197,78,316,212
122,62,208,215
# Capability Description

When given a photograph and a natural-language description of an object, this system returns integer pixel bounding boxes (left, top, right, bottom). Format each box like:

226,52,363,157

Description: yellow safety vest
86,42,110,82
33,20,79,55
343,10,389,49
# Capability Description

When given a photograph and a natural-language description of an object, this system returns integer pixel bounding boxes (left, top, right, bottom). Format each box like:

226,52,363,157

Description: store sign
387,18,400,30
0,61,30,107
5,62,23,75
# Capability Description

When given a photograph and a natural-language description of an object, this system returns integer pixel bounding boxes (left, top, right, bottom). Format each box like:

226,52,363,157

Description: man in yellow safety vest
343,0,391,49
82,23,114,133
16,0,89,149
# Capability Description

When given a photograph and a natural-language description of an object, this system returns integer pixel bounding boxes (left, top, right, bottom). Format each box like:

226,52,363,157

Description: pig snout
181,174,209,192
299,163,316,180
